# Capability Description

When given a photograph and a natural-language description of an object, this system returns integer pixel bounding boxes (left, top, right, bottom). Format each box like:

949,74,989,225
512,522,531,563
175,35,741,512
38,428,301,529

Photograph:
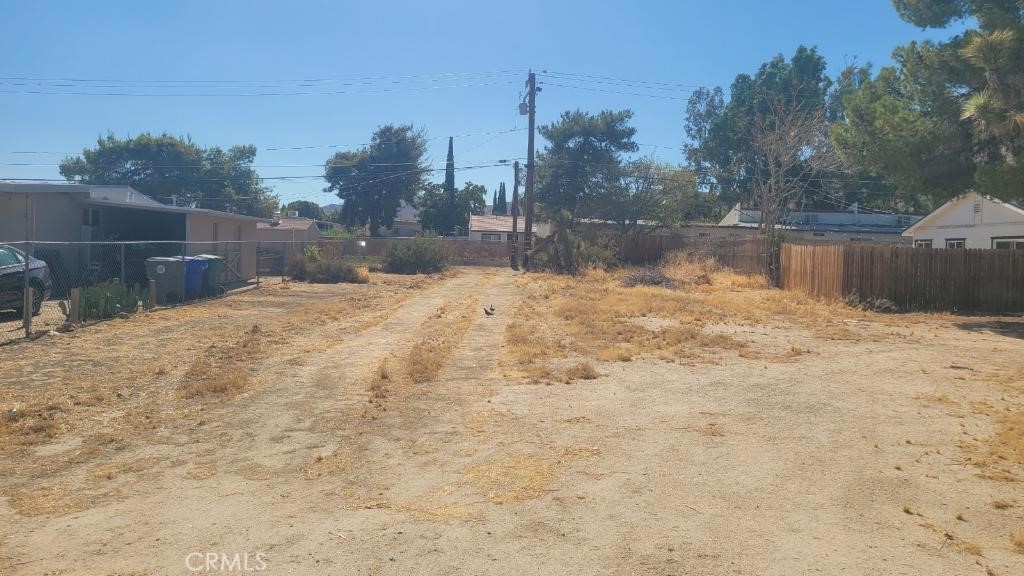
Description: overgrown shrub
621,267,675,288
286,253,369,284
843,291,899,313
383,237,449,274
662,250,718,286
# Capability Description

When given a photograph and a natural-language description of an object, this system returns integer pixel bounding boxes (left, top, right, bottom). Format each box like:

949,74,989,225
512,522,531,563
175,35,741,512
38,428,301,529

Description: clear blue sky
0,1,964,209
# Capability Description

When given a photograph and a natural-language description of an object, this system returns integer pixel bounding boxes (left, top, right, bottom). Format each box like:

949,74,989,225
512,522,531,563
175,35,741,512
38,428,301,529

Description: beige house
257,218,321,262
0,183,260,285
902,191,1024,250
468,214,549,243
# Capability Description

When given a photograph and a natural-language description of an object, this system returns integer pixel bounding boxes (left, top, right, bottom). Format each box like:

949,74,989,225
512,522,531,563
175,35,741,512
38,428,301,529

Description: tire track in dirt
0,268,498,575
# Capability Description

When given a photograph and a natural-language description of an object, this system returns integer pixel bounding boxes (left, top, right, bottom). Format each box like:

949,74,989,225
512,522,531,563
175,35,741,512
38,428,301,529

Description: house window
945,238,965,249
697,232,711,238
82,207,101,227
914,239,933,249
480,233,502,242
992,237,1024,250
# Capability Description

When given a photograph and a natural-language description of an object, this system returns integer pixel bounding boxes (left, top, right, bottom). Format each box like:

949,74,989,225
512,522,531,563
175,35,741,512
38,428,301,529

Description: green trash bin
145,257,186,305
195,254,225,296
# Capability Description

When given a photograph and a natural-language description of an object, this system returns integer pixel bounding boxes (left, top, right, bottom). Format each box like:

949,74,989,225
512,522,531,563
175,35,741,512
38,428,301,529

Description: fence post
256,240,261,287
119,243,126,288
180,242,187,305
69,287,80,323
22,241,32,338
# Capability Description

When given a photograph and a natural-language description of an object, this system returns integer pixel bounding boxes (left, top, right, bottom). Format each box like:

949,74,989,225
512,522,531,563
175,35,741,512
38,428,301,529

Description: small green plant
304,244,322,262
58,300,70,320
79,281,145,322
383,237,449,274
322,228,355,239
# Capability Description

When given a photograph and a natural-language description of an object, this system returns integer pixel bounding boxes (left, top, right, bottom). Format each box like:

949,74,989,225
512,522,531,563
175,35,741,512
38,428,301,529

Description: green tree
285,200,325,220
832,1,1024,204
536,109,639,219
60,133,279,217
591,158,697,237
492,182,508,215
684,46,852,210
443,136,456,198
323,124,428,236
418,181,486,235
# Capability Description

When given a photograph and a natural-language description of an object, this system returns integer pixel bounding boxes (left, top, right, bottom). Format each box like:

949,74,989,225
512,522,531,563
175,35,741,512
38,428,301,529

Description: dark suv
0,244,52,316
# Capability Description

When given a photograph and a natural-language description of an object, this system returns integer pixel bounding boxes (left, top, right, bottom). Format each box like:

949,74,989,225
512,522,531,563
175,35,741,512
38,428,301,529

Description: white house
902,191,1024,250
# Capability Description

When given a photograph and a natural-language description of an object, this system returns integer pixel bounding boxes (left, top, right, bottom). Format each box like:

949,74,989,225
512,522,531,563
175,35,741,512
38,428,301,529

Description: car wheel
30,281,45,316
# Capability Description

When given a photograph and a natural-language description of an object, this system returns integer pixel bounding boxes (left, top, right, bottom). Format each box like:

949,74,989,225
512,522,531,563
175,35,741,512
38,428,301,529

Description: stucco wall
0,191,85,243
907,195,1024,249
186,213,258,281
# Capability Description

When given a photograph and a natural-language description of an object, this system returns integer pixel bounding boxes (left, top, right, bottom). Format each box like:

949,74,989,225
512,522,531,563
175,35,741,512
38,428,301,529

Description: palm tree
960,28,1024,158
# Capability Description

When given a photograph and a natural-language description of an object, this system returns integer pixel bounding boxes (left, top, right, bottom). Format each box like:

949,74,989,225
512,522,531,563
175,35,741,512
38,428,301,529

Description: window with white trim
481,233,502,242
992,237,1024,250
945,238,965,249
914,239,933,249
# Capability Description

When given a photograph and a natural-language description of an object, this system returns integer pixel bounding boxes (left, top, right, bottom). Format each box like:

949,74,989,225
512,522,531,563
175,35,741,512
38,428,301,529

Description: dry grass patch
301,448,349,479
177,327,264,400
185,464,218,480
403,300,479,384
562,361,601,382
464,453,558,504
7,484,107,517
992,499,1016,509
1011,528,1024,553
966,409,1024,482
368,357,392,400
701,423,725,437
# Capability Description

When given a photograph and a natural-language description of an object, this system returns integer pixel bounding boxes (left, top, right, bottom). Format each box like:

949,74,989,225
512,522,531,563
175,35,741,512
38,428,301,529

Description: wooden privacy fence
780,243,1024,312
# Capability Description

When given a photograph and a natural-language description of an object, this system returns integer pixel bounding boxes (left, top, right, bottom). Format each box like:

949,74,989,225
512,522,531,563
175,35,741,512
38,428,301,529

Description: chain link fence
0,237,513,345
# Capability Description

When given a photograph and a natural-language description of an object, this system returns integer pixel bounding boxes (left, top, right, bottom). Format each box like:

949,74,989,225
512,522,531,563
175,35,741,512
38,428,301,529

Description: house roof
258,218,319,231
0,182,264,222
902,191,1024,236
469,214,517,233
719,202,921,234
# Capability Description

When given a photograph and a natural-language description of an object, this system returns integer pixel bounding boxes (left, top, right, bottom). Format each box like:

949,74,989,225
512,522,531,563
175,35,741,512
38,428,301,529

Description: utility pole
510,161,520,270
522,71,537,270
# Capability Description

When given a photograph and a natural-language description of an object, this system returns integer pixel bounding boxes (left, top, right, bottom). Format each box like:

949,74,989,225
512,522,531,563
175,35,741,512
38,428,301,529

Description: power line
0,70,528,84
0,80,520,98
1,127,528,156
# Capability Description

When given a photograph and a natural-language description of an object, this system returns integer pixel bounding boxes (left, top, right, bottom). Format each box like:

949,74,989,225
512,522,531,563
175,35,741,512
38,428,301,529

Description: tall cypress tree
443,136,456,198
492,190,497,213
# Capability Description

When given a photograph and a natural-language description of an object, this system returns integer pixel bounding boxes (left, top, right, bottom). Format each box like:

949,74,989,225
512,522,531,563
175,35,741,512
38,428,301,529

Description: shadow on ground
955,318,1024,340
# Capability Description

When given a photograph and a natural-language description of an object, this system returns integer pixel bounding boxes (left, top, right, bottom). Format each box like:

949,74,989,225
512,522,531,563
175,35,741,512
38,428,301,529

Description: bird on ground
488,304,495,312
483,307,495,317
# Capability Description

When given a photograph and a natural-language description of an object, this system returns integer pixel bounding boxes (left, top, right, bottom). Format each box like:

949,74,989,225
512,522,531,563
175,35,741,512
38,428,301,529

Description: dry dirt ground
0,266,1022,575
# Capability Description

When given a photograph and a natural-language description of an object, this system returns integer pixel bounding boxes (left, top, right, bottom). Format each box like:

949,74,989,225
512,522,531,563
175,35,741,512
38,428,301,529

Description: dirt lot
0,265,1022,575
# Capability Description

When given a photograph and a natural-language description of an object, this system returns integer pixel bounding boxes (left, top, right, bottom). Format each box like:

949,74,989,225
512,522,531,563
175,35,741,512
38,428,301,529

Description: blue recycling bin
183,257,209,299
